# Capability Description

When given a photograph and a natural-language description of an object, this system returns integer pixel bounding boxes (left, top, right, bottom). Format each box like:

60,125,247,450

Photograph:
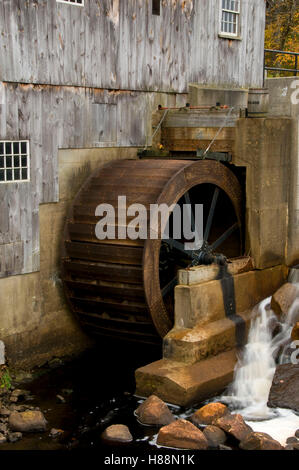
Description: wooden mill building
3,0,292,369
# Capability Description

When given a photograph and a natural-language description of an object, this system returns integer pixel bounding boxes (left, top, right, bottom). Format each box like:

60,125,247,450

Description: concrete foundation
135,264,287,406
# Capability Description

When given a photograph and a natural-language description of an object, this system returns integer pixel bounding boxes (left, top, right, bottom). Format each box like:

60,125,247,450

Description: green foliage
0,366,12,391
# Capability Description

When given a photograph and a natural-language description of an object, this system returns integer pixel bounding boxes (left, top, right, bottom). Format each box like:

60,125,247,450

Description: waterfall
220,284,299,444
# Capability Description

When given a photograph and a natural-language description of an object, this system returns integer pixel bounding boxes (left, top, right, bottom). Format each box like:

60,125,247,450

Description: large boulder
101,424,133,443
268,364,299,412
157,419,208,450
8,410,47,433
203,425,227,448
135,395,175,426
239,432,283,450
190,402,229,426
215,413,253,442
271,283,298,320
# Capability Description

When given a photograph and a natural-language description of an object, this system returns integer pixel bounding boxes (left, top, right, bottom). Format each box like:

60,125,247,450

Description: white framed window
220,0,240,38
0,141,30,183
56,0,84,6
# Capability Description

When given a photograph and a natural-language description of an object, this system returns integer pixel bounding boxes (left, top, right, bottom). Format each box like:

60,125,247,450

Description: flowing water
219,284,299,445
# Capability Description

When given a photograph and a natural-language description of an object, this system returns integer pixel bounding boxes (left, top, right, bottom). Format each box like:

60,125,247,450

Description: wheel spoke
210,222,239,251
162,276,177,297
204,187,220,242
184,191,195,233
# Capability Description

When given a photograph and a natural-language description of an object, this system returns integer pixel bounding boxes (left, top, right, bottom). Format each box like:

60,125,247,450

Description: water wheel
62,159,243,344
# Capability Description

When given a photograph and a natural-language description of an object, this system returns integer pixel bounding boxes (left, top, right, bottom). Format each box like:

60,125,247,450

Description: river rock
135,395,175,426
0,407,10,417
8,410,47,433
267,364,299,412
190,402,229,426
291,323,299,341
8,432,22,443
9,389,30,403
101,424,133,443
295,429,299,438
239,432,283,450
157,419,208,450
203,425,227,447
215,413,253,442
286,436,298,445
271,283,298,319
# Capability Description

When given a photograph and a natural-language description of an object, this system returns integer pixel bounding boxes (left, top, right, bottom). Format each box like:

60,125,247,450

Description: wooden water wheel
62,159,243,344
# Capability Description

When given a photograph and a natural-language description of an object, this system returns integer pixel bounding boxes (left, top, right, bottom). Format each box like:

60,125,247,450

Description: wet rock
295,429,299,438
9,389,30,403
285,444,295,450
56,394,66,404
50,428,64,438
8,410,47,433
101,424,133,443
215,413,253,442
271,283,298,320
286,436,298,445
0,407,10,417
239,432,283,450
0,422,7,434
267,364,299,412
157,419,208,450
135,395,175,426
203,425,227,447
190,402,229,426
218,444,232,450
0,433,7,444
8,432,22,443
291,323,299,342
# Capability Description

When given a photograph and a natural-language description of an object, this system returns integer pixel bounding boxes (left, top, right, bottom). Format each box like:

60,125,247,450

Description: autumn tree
265,0,299,75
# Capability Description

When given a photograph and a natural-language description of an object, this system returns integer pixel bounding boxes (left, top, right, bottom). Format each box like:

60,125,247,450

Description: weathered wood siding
0,0,266,278
0,0,265,91
0,83,184,277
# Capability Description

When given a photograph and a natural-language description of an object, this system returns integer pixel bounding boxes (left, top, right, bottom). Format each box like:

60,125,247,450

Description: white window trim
219,0,242,40
0,140,30,184
56,0,84,6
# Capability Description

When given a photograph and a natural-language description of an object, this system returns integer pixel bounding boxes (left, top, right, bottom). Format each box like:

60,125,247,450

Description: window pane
13,142,19,154
22,168,28,180
21,156,27,167
0,170,4,181
6,156,12,168
14,169,20,181
6,169,12,181
14,155,20,167
21,142,27,154
0,156,4,168
0,143,4,155
5,142,12,154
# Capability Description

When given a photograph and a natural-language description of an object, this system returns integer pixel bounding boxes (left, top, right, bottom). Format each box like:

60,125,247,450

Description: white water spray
221,284,299,444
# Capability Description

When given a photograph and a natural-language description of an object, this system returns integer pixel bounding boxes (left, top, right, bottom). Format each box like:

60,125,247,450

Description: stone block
135,350,237,407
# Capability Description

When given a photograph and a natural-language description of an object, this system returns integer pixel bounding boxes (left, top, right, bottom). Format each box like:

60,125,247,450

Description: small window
56,0,84,6
0,141,30,183
152,0,160,16
220,0,240,37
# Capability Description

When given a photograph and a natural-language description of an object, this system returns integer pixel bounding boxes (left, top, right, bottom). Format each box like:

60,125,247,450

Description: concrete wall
266,77,299,267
